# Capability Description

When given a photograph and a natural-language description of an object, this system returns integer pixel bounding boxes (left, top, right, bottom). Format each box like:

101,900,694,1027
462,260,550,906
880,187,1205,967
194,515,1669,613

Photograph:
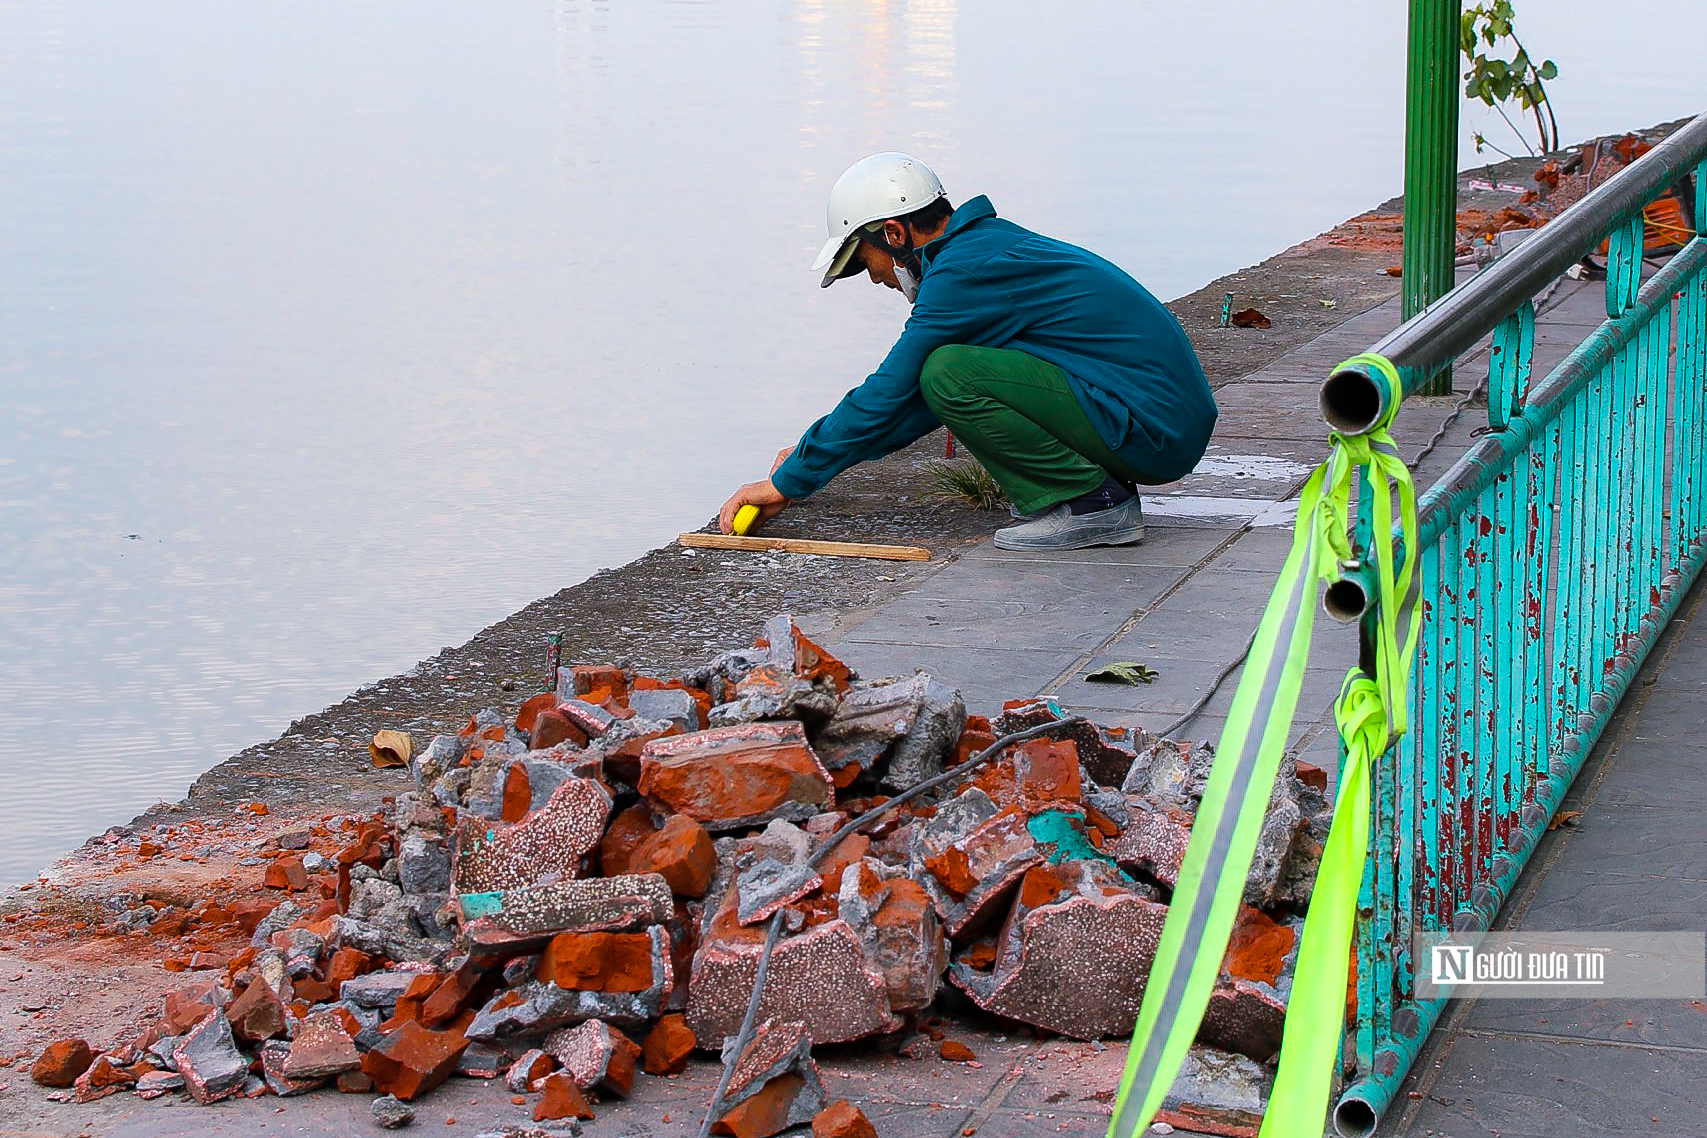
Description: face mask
894,262,920,304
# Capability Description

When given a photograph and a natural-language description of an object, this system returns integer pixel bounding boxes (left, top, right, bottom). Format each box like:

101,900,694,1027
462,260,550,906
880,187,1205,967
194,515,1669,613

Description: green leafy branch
1460,1,1560,158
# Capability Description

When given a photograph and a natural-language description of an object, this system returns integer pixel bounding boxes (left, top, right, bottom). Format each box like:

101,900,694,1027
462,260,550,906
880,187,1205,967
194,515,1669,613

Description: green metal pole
1403,0,1461,396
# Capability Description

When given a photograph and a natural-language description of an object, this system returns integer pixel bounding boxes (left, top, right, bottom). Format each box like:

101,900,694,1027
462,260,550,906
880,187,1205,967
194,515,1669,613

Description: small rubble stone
533,1072,597,1121
709,663,837,727
812,1100,878,1138
73,1054,135,1102
372,1093,417,1129
938,1039,976,1062
164,981,225,1034
135,1069,186,1099
713,1019,826,1138
545,1019,640,1099
399,834,452,896
457,1043,508,1079
1109,798,1194,888
30,1038,93,1088
638,722,833,831
627,687,700,732
813,673,965,790
339,1070,376,1093
1156,1046,1270,1135
172,1007,250,1104
640,1013,696,1076
505,1049,556,1093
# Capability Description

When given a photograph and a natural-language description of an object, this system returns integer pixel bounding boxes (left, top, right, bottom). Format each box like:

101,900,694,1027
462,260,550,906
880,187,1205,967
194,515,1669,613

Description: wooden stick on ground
676,532,931,562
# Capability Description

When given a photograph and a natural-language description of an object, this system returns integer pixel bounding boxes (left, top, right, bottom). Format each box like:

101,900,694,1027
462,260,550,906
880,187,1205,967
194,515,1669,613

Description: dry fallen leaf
1230,307,1272,329
1547,809,1583,830
370,729,414,769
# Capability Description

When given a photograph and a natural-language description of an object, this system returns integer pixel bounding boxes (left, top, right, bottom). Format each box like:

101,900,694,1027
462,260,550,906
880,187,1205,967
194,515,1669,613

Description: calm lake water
3,0,1703,886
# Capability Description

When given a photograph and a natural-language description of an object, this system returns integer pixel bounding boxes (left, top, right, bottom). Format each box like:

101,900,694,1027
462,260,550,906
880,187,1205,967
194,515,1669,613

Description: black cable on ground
694,714,1089,1138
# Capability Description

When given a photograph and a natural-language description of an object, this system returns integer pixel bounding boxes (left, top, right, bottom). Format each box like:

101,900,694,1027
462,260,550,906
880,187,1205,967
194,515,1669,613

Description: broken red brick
629,815,716,898
29,1038,93,1088
225,977,288,1044
546,1019,640,1099
599,804,660,878
533,1072,597,1122
538,931,658,993
813,1100,879,1138
163,981,223,1034
325,947,380,985
421,960,487,1027
938,1039,976,1063
360,1020,470,1101
638,721,833,830
514,691,557,736
501,764,533,824
284,1012,361,1079
1013,738,1081,805
531,708,589,751
641,1013,697,1076
1222,908,1297,985
505,1048,556,1093
264,856,309,892
572,664,630,706
72,1054,135,1102
337,1070,374,1094
714,1075,808,1138
1295,760,1328,792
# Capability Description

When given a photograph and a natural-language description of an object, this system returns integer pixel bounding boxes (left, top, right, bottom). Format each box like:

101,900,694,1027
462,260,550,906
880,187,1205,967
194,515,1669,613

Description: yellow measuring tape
1109,354,1419,1138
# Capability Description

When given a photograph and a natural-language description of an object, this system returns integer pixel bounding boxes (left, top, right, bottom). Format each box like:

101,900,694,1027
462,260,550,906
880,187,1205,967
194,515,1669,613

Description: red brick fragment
1013,738,1081,805
1222,907,1297,985
938,1040,976,1063
599,804,660,878
533,1072,597,1122
515,691,557,736
547,1019,640,1099
360,1020,470,1101
641,1013,697,1076
422,960,487,1027
264,856,309,892
337,1070,374,1093
1296,760,1328,792
538,932,657,993
813,1100,879,1138
325,947,380,984
638,721,833,830
713,1074,807,1138
30,1039,93,1088
163,982,222,1034
572,664,630,705
629,814,716,898
225,977,288,1044
501,764,533,823
531,709,588,751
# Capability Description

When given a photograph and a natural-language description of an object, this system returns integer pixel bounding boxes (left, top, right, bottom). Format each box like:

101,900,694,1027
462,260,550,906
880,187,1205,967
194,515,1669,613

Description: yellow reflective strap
1108,352,1421,1138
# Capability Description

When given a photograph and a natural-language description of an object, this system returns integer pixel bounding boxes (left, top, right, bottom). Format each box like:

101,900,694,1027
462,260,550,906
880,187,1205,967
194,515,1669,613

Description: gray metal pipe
1322,110,1707,434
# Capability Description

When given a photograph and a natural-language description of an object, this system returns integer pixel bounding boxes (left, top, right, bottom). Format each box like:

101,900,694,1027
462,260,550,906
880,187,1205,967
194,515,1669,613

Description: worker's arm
768,263,1014,500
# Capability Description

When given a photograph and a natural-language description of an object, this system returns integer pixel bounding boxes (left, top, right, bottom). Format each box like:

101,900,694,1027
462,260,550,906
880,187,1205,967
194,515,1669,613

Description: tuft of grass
925,459,1010,512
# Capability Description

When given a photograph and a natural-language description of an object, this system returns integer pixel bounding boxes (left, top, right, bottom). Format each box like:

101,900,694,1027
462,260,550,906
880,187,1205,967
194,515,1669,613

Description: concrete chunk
452,776,613,895
171,1007,249,1104
461,874,674,950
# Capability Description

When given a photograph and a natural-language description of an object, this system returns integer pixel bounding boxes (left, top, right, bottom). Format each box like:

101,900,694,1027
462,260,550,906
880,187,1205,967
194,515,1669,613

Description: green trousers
919,344,1153,515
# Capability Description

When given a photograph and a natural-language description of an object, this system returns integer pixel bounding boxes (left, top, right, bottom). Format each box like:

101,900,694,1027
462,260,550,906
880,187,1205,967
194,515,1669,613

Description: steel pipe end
1321,358,1398,436
1323,575,1370,623
1333,1095,1380,1138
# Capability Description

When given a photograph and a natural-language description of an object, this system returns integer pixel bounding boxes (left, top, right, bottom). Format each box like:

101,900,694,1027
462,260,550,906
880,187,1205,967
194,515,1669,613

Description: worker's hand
718,479,791,534
769,446,796,475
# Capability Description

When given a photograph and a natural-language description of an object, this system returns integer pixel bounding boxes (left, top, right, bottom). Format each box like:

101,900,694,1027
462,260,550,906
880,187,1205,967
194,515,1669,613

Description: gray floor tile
824,640,1079,715
1466,995,1707,1051
958,528,1231,568
1392,1031,1707,1137
1591,741,1707,806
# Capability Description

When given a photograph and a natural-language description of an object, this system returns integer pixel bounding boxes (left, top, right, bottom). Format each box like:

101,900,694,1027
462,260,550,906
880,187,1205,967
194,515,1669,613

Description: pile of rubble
29,614,1329,1136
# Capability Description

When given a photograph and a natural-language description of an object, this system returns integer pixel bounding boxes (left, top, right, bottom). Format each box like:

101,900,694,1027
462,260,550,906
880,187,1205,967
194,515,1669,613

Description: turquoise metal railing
1319,111,1707,1136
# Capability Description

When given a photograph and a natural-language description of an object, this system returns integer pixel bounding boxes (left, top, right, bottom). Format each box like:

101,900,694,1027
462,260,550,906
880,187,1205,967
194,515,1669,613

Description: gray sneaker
992,496,1146,551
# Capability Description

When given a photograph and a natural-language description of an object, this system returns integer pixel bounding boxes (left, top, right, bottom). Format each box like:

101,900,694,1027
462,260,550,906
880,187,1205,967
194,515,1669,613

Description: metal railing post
1403,0,1461,396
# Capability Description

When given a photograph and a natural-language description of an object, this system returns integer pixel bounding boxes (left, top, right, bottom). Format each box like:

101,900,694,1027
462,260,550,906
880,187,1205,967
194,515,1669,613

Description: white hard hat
812,153,946,287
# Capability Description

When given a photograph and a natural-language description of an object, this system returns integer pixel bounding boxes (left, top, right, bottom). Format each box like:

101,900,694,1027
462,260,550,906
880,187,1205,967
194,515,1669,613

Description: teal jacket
770,196,1217,499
